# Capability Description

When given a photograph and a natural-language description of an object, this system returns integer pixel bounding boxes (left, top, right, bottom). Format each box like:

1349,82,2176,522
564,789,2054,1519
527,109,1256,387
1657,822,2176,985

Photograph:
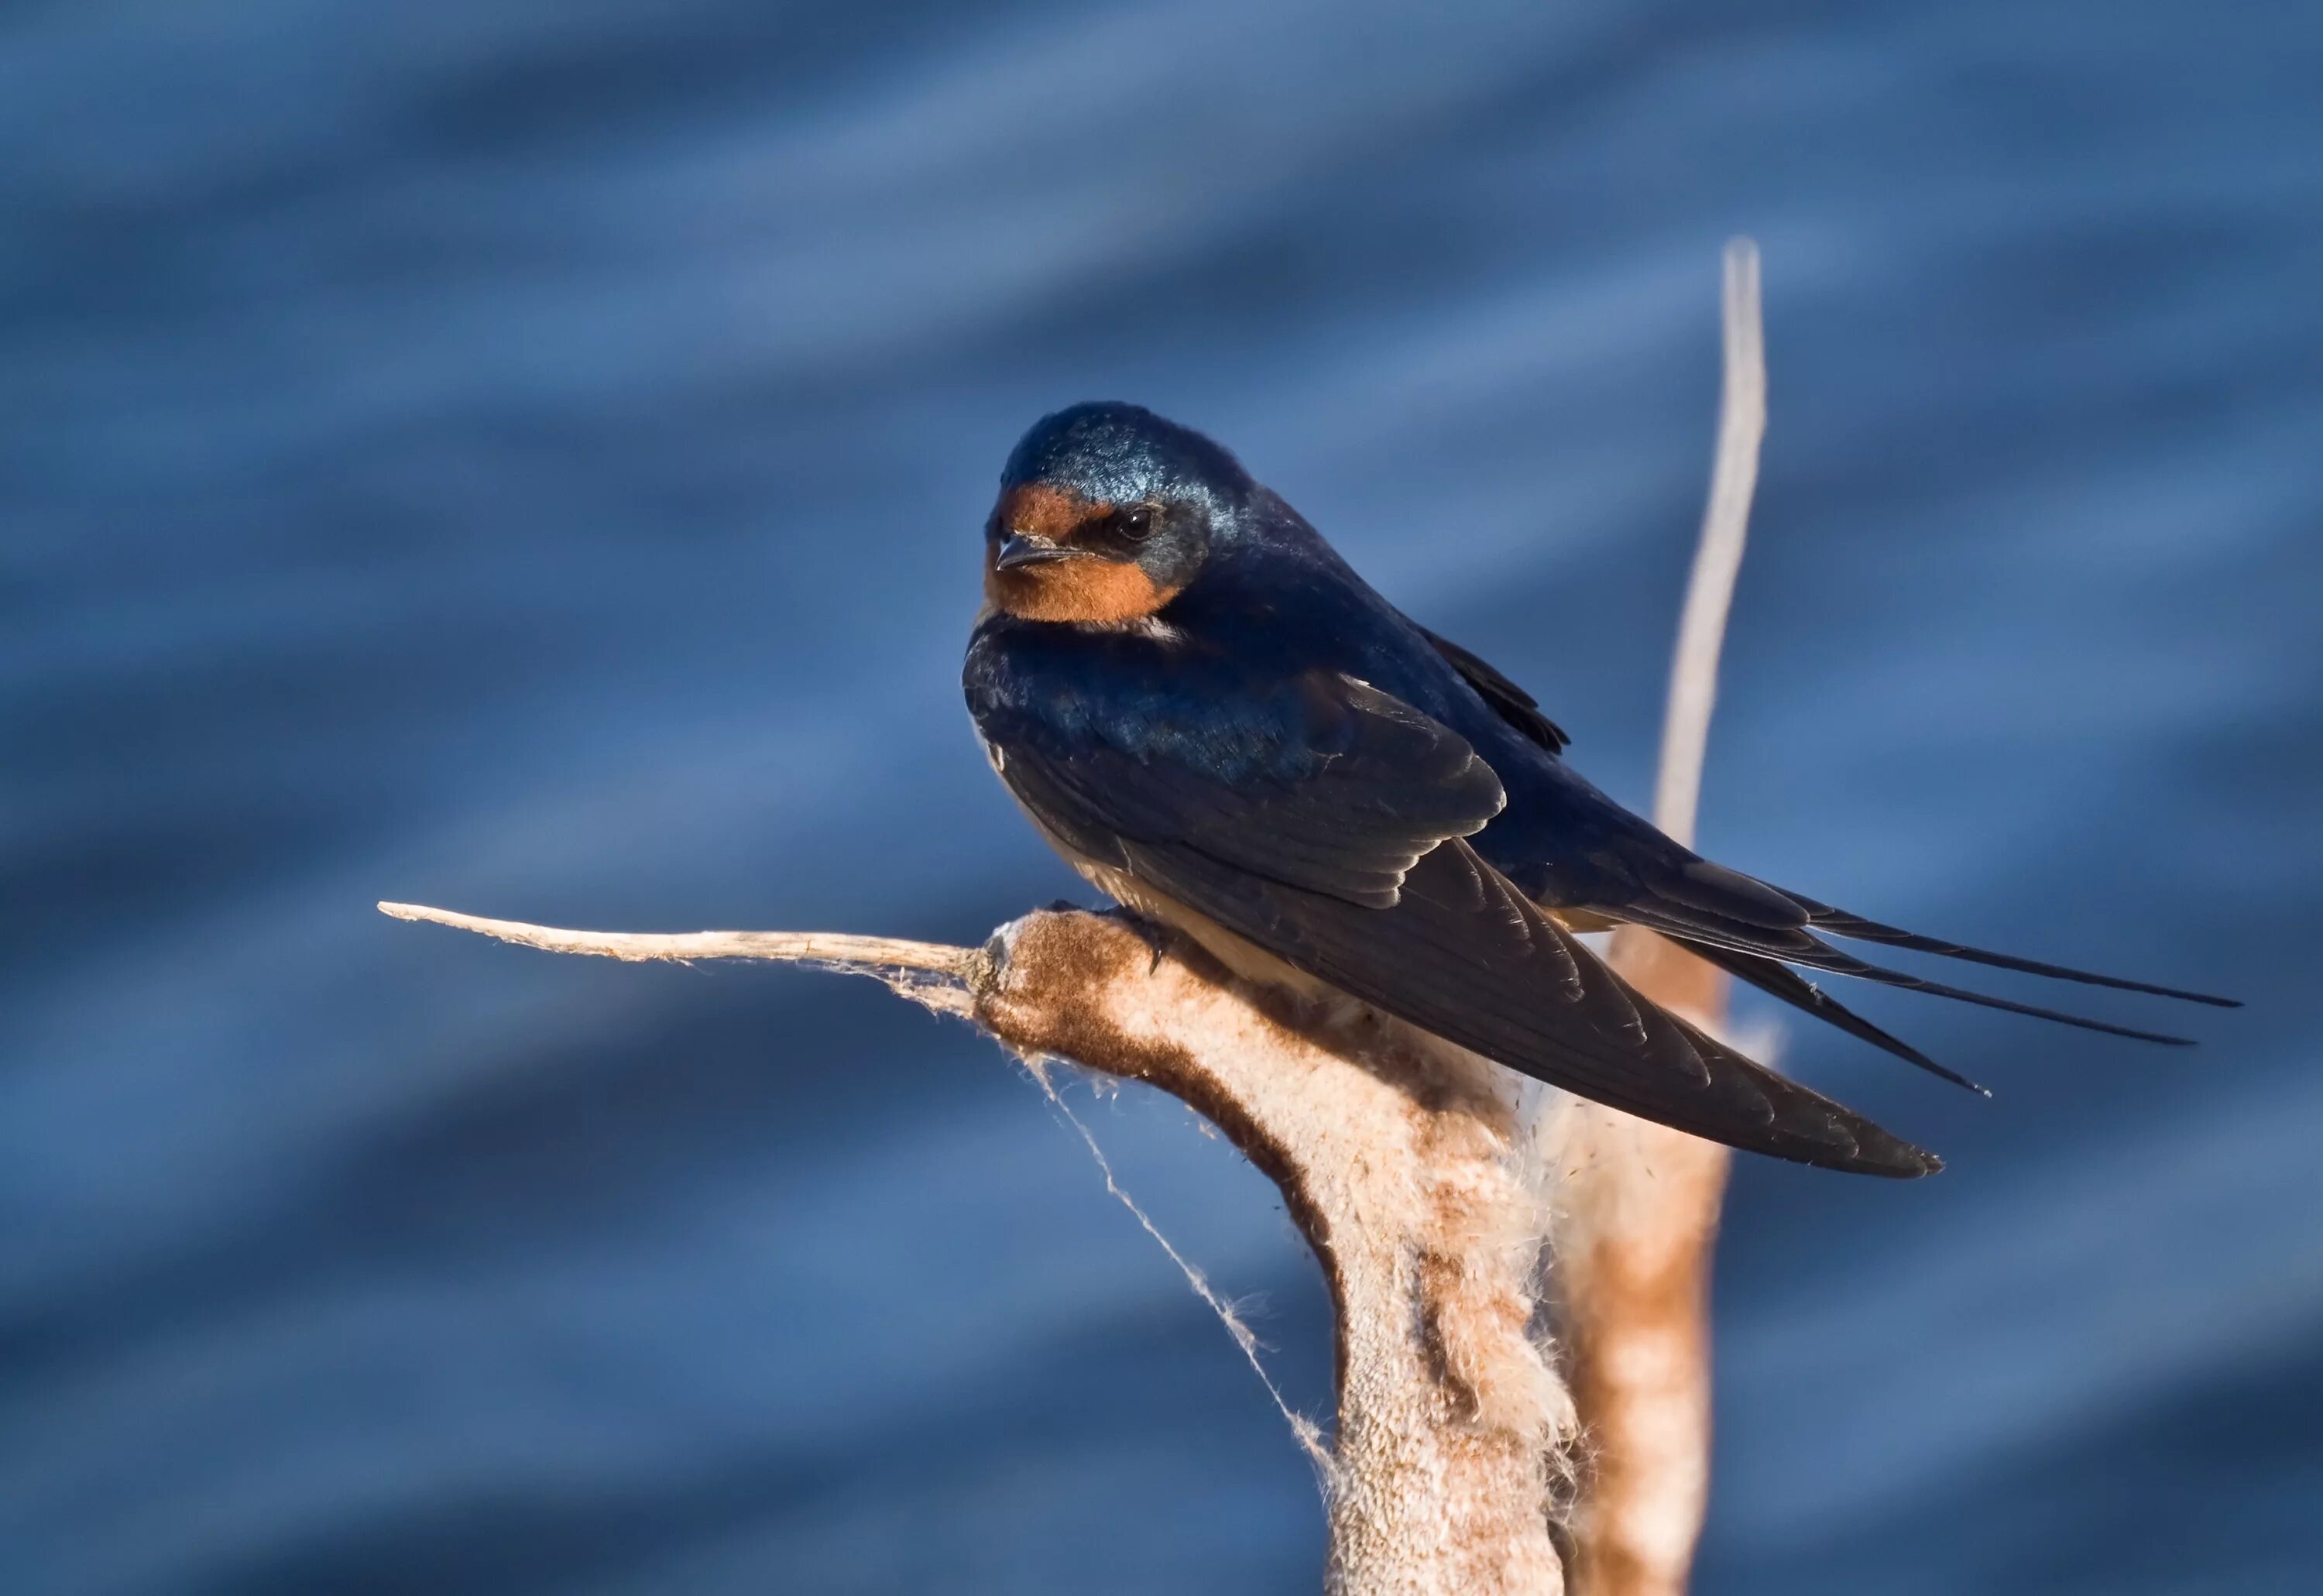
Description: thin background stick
1652,237,1765,852
1566,237,1765,1596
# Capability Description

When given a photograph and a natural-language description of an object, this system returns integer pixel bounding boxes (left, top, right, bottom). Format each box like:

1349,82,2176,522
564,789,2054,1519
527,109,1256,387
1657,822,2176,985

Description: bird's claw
1108,908,1174,974
1039,898,1171,973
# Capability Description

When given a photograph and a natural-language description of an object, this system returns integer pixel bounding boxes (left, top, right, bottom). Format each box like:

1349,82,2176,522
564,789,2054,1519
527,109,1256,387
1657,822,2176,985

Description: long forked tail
1790,897,2242,1007
1601,870,2239,1094
1574,849,2238,1087
1627,904,2224,1050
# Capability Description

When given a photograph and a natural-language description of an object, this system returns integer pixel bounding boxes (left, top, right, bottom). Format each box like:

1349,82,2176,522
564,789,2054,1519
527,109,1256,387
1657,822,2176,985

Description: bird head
983,402,1251,624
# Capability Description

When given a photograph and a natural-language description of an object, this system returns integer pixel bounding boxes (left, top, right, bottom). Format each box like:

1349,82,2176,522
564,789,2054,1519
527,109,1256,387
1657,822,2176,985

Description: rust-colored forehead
997,482,1113,541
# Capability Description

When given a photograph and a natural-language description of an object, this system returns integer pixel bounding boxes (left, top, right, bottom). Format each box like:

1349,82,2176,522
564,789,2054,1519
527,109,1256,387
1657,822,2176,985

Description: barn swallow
962,402,2236,1177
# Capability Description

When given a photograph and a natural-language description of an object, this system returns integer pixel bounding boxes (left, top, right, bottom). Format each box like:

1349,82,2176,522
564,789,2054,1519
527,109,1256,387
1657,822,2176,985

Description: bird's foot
1104,908,1175,975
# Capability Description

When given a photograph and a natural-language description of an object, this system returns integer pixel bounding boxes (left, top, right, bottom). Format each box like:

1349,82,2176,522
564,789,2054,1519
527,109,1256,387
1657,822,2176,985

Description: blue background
5,3,2318,1591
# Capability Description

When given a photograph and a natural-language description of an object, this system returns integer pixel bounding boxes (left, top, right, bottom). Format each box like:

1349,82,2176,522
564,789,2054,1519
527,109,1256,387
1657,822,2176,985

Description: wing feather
984,668,1936,1177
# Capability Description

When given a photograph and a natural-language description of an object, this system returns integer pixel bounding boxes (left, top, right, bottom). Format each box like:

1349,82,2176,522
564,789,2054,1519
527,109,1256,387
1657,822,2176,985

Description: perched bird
962,402,2234,1177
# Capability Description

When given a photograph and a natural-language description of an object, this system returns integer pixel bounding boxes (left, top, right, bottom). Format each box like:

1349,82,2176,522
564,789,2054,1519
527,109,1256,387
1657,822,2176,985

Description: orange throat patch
985,549,1181,625
985,481,1180,624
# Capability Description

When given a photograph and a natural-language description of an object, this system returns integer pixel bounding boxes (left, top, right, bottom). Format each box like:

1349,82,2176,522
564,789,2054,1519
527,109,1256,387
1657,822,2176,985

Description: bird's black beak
994,532,1083,571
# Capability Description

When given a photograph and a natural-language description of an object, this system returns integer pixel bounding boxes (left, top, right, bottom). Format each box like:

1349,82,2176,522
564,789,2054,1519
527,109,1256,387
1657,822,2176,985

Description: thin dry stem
376,901,976,1014
1650,236,1765,853
376,901,967,974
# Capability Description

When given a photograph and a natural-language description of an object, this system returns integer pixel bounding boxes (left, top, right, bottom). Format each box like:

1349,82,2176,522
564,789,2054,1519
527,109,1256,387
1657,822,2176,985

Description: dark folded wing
1008,671,1508,909
1413,622,1571,754
991,672,1935,1177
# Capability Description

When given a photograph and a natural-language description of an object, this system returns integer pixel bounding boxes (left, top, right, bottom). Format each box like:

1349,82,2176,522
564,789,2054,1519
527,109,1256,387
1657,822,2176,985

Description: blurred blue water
3,3,2319,1592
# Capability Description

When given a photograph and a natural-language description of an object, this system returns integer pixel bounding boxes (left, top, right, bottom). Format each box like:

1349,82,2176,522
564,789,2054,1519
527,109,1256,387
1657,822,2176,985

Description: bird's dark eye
1118,504,1158,541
